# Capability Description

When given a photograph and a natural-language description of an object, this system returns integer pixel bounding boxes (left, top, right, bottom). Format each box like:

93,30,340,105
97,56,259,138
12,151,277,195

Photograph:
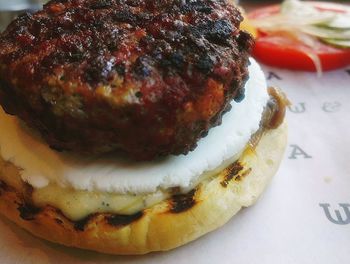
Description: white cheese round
0,59,268,194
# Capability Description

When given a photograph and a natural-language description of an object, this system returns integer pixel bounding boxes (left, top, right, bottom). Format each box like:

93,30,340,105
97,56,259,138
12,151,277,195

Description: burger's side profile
0,0,288,255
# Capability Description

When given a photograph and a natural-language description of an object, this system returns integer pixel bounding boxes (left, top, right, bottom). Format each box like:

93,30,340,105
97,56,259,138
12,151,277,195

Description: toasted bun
0,122,287,255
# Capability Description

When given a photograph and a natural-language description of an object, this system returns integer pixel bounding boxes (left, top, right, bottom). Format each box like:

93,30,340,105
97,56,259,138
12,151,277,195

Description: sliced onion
302,26,350,40
299,47,323,77
251,0,350,74
252,0,350,39
322,38,350,48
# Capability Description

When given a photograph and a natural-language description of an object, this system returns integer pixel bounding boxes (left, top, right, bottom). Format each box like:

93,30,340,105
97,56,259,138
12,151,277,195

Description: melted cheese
32,185,168,220
0,59,268,197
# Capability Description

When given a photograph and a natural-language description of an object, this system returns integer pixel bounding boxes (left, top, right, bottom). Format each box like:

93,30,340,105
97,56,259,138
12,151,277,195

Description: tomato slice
248,3,350,71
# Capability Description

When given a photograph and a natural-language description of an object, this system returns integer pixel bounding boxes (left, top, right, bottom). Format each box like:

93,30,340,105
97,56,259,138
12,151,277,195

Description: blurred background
0,0,348,32
0,0,47,31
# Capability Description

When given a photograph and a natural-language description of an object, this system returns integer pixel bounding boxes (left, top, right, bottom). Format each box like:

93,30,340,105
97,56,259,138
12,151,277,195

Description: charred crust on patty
0,0,253,160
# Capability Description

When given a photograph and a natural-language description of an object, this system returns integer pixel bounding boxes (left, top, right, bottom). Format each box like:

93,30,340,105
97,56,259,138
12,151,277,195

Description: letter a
289,144,312,159
319,203,350,225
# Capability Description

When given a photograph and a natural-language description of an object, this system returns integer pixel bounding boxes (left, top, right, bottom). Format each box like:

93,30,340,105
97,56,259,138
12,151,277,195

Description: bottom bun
0,121,287,255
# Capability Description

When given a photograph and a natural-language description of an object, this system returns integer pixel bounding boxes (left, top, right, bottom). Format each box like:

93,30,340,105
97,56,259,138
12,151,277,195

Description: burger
0,0,288,255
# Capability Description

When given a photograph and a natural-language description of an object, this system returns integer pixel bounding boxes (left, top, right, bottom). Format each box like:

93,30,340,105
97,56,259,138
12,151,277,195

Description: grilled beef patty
0,0,253,160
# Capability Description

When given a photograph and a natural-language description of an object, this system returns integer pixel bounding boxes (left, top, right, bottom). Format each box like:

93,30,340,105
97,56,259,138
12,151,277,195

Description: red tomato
248,4,350,71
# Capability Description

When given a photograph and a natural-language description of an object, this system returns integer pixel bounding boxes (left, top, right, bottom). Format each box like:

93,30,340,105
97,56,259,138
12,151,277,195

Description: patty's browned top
0,0,253,160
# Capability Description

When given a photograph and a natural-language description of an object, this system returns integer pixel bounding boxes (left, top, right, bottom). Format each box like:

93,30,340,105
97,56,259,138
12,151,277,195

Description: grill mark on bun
106,211,144,227
55,218,64,225
74,214,94,231
17,203,41,221
220,161,244,188
169,189,196,213
0,180,11,194
1,179,41,221
71,212,145,231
